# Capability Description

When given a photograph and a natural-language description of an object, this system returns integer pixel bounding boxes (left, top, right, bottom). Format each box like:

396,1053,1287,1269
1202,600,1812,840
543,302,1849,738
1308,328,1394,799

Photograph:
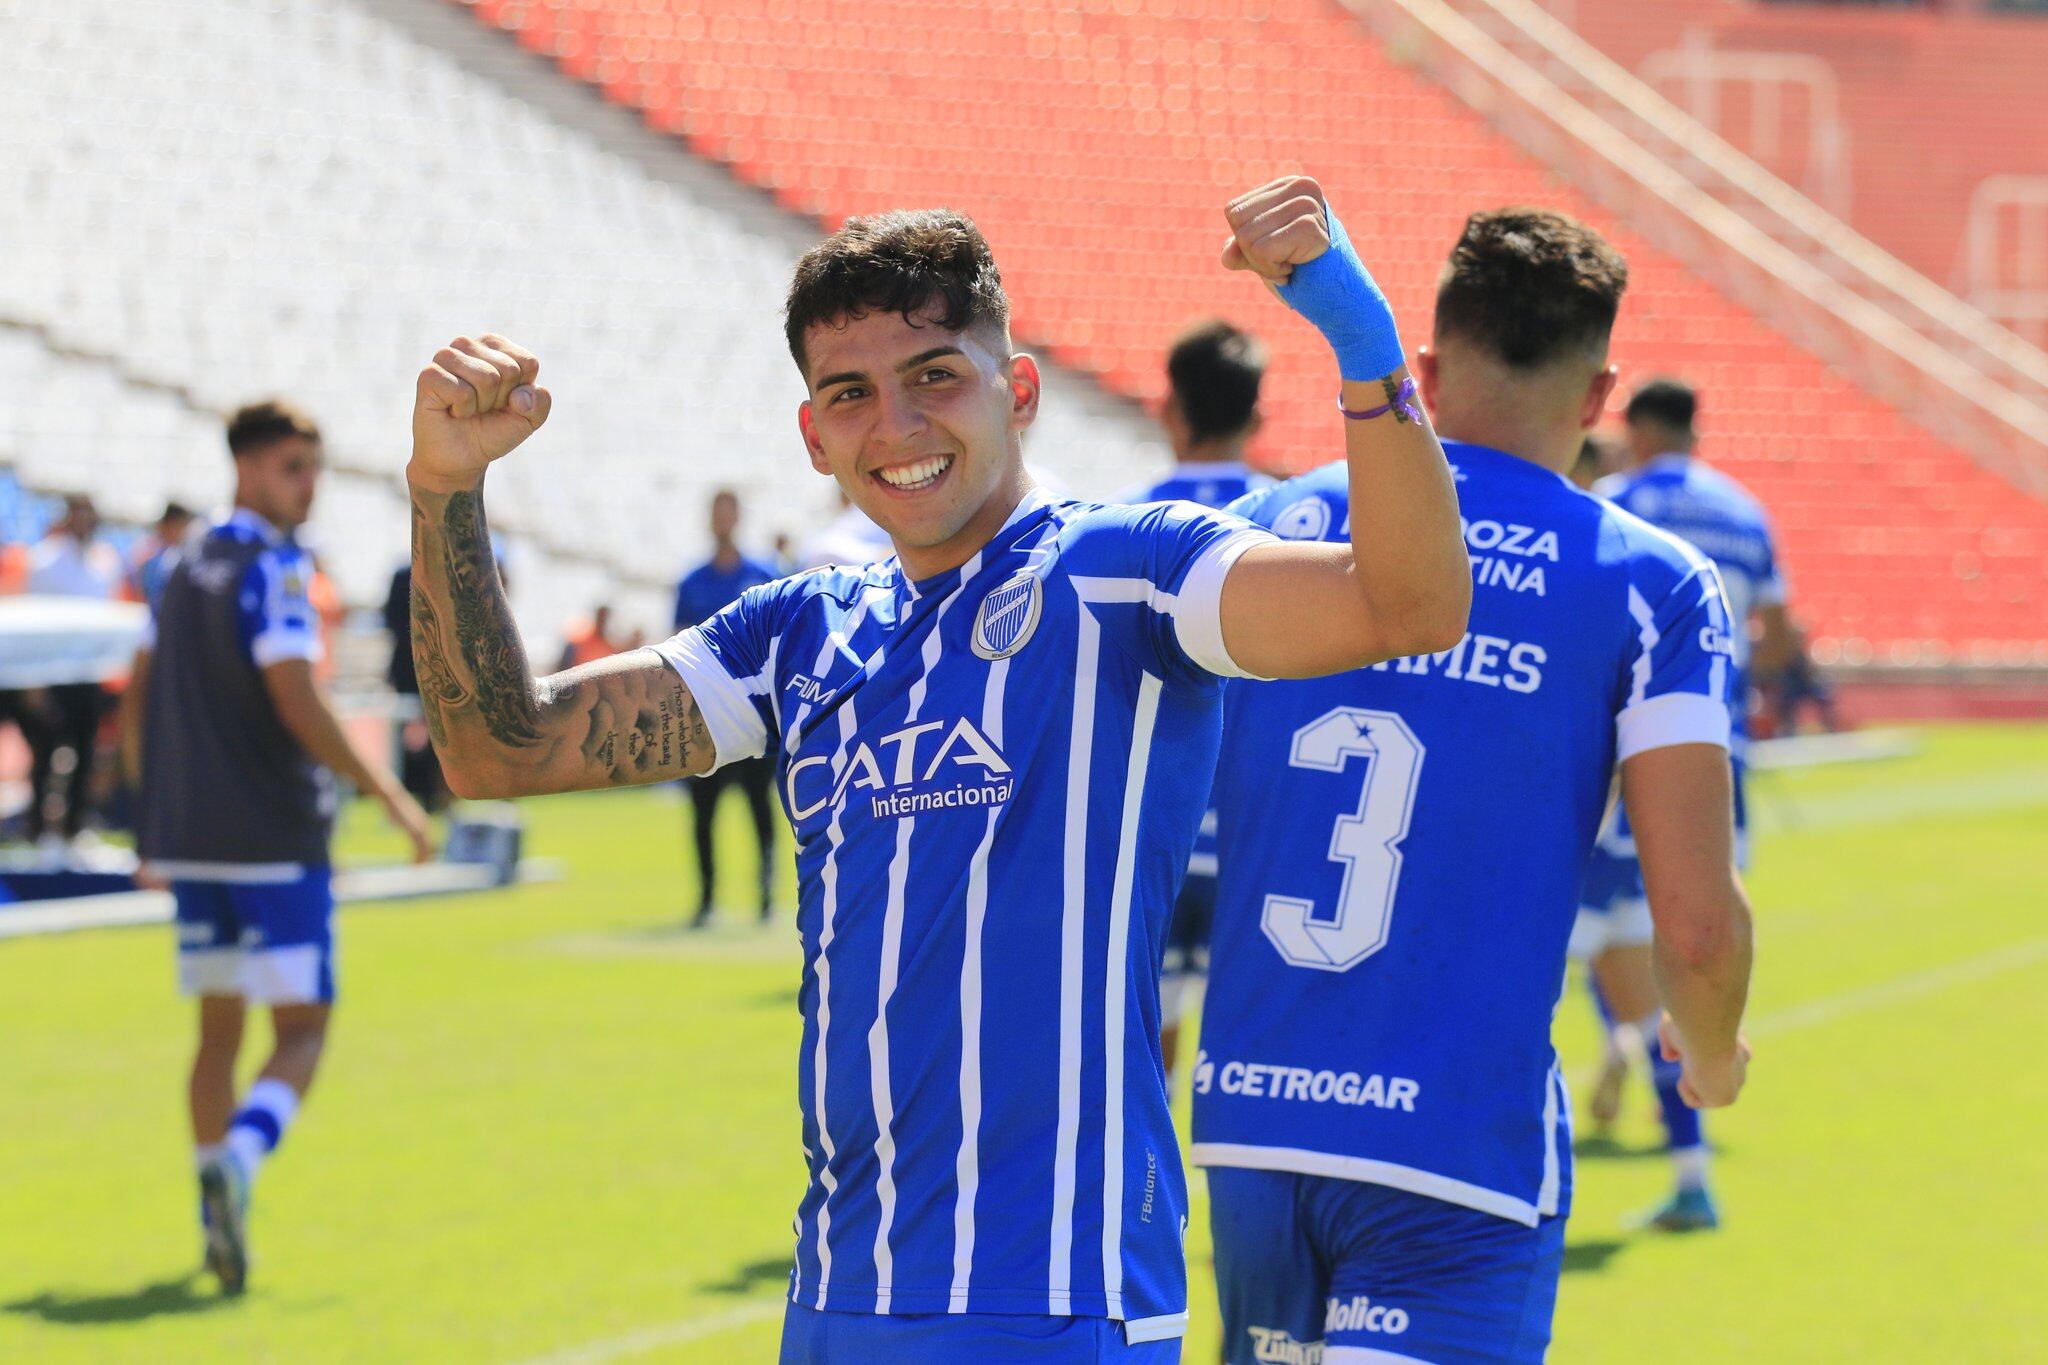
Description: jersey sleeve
1067,501,1278,685
651,580,782,772
241,547,323,668
1615,553,1736,763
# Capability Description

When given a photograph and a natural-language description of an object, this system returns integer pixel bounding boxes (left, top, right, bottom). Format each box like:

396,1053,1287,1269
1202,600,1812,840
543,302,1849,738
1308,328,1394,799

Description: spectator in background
673,489,779,927
382,561,448,811
129,501,197,611
1569,431,1623,490
556,603,623,673
20,494,125,849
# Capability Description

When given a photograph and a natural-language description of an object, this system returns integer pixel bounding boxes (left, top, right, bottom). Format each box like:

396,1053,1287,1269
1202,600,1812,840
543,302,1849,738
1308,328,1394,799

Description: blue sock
225,1077,300,1183
1641,1013,1706,1181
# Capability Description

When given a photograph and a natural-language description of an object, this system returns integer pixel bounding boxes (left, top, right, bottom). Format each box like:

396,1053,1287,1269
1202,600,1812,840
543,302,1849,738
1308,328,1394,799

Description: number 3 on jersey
1260,707,1425,972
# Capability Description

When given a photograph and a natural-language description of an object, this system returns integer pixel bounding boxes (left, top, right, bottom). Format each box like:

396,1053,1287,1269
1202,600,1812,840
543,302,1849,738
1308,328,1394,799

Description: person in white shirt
20,494,125,844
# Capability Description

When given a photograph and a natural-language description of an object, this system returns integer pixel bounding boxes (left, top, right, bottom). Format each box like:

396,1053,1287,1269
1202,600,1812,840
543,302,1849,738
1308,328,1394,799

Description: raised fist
1222,176,1334,285
409,334,552,493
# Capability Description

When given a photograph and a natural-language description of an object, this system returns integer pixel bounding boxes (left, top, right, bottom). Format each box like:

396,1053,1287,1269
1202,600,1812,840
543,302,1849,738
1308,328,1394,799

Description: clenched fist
409,334,552,494
1221,175,1333,284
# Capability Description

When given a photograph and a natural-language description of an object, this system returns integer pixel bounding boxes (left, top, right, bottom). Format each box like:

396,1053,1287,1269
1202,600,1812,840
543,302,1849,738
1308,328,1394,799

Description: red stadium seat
450,0,2048,657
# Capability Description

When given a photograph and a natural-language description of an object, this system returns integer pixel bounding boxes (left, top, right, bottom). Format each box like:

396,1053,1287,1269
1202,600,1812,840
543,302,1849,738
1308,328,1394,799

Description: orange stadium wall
1557,0,2048,309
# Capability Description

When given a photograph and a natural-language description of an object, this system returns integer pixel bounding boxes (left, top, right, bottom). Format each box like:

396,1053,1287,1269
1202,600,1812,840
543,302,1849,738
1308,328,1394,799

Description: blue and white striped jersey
1191,442,1734,1226
1119,462,1269,880
656,492,1274,1341
1596,454,1783,673
1121,462,1267,515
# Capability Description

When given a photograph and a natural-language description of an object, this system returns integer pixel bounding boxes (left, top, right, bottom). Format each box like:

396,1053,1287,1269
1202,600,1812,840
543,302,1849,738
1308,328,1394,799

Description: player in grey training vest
122,400,435,1296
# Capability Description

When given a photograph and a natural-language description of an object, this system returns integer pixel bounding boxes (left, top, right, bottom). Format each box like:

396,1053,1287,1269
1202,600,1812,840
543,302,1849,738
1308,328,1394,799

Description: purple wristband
1337,376,1422,424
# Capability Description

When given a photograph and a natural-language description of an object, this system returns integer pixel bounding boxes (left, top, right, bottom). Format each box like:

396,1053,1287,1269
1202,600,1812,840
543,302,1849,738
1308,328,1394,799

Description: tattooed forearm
438,490,543,748
409,584,467,751
1381,374,1417,424
408,481,713,794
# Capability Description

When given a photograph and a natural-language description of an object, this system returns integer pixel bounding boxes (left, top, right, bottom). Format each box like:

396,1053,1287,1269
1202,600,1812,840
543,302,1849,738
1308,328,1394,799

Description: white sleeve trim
649,633,767,772
250,630,322,667
1615,691,1730,763
1173,528,1276,680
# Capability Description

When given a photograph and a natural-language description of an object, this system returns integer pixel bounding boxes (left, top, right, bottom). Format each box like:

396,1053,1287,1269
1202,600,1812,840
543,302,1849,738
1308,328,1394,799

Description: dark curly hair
784,209,1011,376
1433,208,1628,369
225,398,321,459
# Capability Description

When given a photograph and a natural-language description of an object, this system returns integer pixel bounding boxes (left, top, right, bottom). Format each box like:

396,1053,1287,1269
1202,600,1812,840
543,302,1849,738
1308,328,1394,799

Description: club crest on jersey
1271,496,1333,542
971,571,1043,660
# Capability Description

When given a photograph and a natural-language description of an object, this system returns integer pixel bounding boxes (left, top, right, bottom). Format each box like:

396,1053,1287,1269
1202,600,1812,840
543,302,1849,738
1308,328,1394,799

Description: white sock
224,1077,301,1182
1672,1144,1711,1192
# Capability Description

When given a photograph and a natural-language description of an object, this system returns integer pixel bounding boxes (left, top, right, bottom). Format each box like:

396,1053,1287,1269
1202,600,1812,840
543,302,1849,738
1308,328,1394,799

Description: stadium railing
1348,0,2048,500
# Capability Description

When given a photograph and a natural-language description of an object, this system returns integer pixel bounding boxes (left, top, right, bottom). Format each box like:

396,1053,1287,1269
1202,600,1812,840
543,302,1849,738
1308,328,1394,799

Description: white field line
509,1299,785,1365
1751,931,2048,1038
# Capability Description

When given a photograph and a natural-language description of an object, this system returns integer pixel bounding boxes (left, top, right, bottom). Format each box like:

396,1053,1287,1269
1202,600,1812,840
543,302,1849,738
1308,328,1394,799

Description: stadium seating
457,0,2048,662
1557,0,2048,324
0,0,1168,638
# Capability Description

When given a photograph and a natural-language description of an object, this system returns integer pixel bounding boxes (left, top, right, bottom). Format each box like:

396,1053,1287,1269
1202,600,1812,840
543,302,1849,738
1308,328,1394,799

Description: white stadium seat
0,0,1170,639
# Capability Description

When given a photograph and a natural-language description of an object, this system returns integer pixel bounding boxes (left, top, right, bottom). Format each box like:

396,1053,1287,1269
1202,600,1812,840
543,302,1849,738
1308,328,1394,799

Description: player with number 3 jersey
1193,209,1756,1365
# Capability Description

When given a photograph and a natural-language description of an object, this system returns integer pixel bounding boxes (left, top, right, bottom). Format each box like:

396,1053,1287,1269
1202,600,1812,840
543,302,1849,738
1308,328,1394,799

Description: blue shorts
174,866,336,1005
1207,1167,1564,1365
778,1303,1180,1363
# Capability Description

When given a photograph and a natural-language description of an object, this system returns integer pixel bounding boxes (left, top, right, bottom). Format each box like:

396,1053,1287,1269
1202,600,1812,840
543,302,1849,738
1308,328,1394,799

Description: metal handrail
1342,0,2048,499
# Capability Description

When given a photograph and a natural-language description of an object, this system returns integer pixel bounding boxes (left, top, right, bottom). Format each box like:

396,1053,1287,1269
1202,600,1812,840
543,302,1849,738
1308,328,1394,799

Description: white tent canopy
0,596,149,688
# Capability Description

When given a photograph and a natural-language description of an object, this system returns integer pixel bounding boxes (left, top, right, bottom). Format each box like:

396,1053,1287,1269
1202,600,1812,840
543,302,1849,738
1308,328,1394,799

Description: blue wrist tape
1274,205,1405,382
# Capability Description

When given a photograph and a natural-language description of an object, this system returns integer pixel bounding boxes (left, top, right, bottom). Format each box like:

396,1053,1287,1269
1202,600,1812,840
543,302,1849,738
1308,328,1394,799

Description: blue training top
1191,441,1734,1225
674,553,781,631
656,491,1275,1341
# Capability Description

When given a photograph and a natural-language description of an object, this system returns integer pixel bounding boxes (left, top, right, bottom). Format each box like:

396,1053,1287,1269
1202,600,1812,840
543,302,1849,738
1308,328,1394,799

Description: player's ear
798,401,830,476
1582,364,1620,431
1007,354,1041,433
1414,347,1441,413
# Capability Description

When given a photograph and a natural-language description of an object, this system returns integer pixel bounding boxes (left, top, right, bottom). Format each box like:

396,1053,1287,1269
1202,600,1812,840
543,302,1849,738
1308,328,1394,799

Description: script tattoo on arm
408,484,715,794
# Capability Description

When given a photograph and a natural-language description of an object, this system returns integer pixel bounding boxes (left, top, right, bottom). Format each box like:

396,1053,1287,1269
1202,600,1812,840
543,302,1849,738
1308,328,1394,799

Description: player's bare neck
891,472,1035,583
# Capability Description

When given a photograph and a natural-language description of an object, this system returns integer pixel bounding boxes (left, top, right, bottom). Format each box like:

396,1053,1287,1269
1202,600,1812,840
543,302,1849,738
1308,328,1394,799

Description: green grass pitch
3,723,2045,1361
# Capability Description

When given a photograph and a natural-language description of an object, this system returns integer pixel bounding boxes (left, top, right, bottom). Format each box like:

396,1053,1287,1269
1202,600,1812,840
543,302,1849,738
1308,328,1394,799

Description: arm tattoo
435,490,541,748
409,484,714,789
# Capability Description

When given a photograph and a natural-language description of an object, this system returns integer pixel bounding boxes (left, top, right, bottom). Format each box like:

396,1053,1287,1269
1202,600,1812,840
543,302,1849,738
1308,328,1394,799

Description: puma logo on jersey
786,717,1012,821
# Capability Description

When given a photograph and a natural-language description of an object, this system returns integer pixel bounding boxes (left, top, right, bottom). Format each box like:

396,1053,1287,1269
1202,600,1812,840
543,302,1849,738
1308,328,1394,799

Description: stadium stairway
1553,0,2048,346
458,0,2048,666
0,0,1169,640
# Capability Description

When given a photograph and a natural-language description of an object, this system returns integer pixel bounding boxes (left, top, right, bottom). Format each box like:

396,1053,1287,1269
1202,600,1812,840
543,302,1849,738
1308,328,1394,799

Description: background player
400,174,1468,1361
1572,376,1794,1232
1120,319,1271,1080
673,488,780,927
1192,210,1756,1364
123,400,434,1295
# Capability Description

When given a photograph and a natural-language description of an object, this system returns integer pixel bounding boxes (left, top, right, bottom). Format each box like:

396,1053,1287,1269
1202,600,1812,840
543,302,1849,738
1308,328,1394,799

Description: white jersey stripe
950,650,1009,1311
1625,585,1658,707
1047,600,1102,1311
808,698,860,1305
868,561,978,1312
1537,1060,1563,1216
1101,671,1163,1312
